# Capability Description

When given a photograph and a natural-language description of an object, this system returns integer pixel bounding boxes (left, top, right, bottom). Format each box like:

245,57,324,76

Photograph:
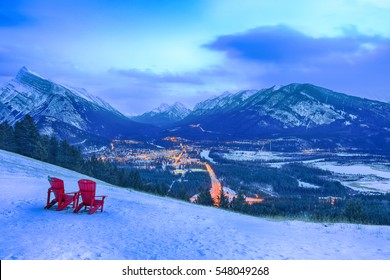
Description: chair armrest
64,191,79,196
95,195,107,199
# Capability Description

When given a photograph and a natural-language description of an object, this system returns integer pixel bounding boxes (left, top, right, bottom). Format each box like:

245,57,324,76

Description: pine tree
47,136,59,164
178,184,189,200
129,170,143,190
0,121,16,152
33,135,49,161
14,115,40,157
196,188,214,206
157,183,169,196
344,198,366,223
57,140,72,169
219,189,230,208
231,192,246,212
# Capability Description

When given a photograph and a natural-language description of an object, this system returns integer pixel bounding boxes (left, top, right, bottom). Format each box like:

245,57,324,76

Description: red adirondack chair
74,179,107,214
44,177,78,211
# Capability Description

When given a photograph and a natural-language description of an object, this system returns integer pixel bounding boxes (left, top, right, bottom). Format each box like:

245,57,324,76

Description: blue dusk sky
1,0,390,114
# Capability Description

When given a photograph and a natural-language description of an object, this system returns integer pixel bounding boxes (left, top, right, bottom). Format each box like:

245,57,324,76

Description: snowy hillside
1,149,390,260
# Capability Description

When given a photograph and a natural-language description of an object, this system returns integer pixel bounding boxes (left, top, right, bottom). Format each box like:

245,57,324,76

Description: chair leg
89,205,99,214
57,203,65,211
57,200,73,211
45,189,51,208
44,199,57,209
44,190,56,209
73,202,85,213
72,195,79,208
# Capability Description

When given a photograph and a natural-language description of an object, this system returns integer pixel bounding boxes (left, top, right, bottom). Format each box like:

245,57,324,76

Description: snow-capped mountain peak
150,102,190,117
17,66,45,80
0,67,153,143
175,83,390,151
132,102,191,126
63,84,122,114
192,89,258,115
272,85,283,91
152,103,171,113
170,102,191,118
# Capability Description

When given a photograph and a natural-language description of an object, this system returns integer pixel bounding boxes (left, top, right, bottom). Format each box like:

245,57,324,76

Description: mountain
132,102,191,126
0,67,156,144
167,84,390,152
2,68,389,151
1,149,389,260
191,89,258,116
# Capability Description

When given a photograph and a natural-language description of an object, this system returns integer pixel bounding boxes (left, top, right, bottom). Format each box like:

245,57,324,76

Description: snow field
1,150,390,260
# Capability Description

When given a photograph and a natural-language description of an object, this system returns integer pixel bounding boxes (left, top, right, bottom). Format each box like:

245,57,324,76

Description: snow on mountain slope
175,84,390,152
0,67,155,143
189,84,350,127
1,149,390,260
132,102,191,126
152,102,191,119
62,84,120,114
152,103,171,114
192,89,258,115
0,67,123,126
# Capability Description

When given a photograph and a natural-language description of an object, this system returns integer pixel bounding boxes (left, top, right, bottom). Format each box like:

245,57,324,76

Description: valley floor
0,150,390,260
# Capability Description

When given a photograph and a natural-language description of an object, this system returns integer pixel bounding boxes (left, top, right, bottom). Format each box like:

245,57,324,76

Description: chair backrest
78,179,96,205
48,177,65,199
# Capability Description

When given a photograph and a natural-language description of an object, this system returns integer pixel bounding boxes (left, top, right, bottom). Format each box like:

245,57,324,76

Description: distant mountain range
0,67,156,145
1,67,389,152
165,84,390,152
131,102,191,126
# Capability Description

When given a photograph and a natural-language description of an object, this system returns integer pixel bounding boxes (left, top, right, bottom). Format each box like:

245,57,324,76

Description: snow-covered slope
1,149,390,260
132,102,191,126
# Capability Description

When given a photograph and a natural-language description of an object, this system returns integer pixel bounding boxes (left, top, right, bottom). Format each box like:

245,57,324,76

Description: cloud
204,25,385,63
108,68,205,85
203,25,390,100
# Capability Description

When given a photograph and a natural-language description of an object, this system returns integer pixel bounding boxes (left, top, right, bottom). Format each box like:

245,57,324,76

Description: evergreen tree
33,135,49,161
117,168,131,188
55,140,83,171
196,188,214,206
0,121,16,152
344,198,366,223
219,189,230,208
178,184,189,200
129,170,143,190
47,136,59,164
14,115,40,157
231,192,246,212
156,183,169,196
57,140,73,169
69,145,83,171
